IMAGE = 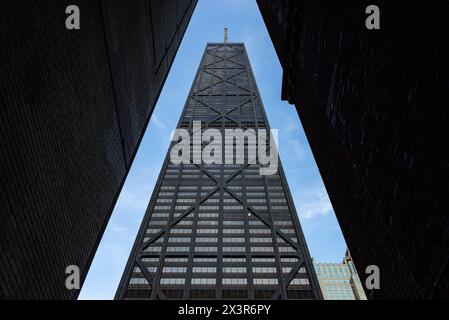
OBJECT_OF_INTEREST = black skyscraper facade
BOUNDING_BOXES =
[0,0,197,299]
[116,43,322,300]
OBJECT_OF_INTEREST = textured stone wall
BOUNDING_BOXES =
[258,0,449,299]
[0,0,197,299]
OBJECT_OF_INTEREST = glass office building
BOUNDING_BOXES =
[314,250,367,300]
[115,42,322,300]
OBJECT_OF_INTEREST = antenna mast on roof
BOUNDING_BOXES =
[224,26,228,44]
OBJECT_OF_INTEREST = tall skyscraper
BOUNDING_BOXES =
[257,0,449,299]
[115,42,322,300]
[0,1,197,299]
[314,250,367,300]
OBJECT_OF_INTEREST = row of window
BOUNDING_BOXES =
[130,278,287,286]
[150,221,291,228]
[140,257,300,264]
[152,205,290,212]
[160,184,283,189]
[145,228,297,238]
[151,220,274,228]
[145,245,296,254]
[146,227,296,235]
[134,267,307,276]
[158,185,285,191]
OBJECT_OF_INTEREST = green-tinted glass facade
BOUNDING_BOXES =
[314,250,367,300]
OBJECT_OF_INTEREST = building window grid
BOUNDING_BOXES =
[120,45,318,300]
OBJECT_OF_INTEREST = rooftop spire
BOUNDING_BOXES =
[224,26,228,44]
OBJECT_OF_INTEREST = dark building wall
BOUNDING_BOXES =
[0,0,197,299]
[257,0,449,299]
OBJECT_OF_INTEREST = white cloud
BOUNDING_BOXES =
[110,223,126,233]
[116,189,149,212]
[150,114,168,131]
[115,164,161,213]
[104,243,128,265]
[285,118,299,135]
[295,185,334,220]
[287,139,306,160]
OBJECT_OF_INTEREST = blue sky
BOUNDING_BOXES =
[79,0,347,300]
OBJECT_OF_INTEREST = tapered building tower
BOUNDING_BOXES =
[115,42,322,300]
